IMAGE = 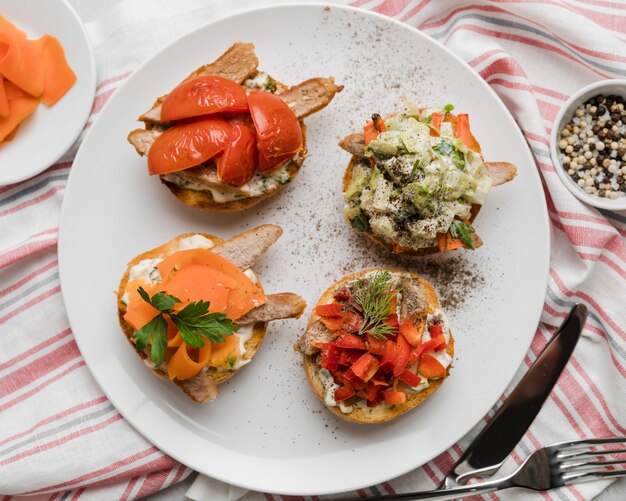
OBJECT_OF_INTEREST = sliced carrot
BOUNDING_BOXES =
[0,81,38,142]
[37,35,76,106]
[162,265,234,315]
[209,334,240,368]
[455,113,472,148]
[167,342,212,380]
[363,121,378,145]
[122,281,160,330]
[445,238,465,250]
[0,74,8,117]
[430,112,442,137]
[0,17,44,97]
[157,249,266,320]
[418,353,447,379]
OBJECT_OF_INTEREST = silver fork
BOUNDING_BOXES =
[349,437,626,501]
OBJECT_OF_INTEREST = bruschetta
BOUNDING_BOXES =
[340,106,517,255]
[295,268,453,424]
[128,42,342,212]
[117,225,306,402]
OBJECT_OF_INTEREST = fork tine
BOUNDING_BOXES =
[560,459,626,471]
[564,468,626,484]
[555,437,626,455]
[558,448,626,460]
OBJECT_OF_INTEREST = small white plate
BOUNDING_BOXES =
[59,4,549,495]
[550,79,626,211]
[0,0,96,185]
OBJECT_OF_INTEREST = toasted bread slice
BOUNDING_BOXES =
[117,226,306,403]
[340,112,516,256]
[296,268,454,424]
[127,42,342,212]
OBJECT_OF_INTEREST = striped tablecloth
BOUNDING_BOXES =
[1,0,625,499]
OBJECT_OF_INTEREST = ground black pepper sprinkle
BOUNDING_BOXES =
[557,94,626,199]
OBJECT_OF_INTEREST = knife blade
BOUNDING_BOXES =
[442,303,587,488]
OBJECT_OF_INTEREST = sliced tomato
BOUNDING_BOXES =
[379,340,396,372]
[418,354,447,379]
[392,333,411,377]
[365,334,387,356]
[351,353,379,382]
[248,91,302,172]
[216,124,257,187]
[147,117,231,175]
[333,286,352,301]
[383,389,407,405]
[399,318,425,347]
[334,332,367,350]
[316,303,343,317]
[342,369,366,390]
[342,310,363,333]
[334,384,355,402]
[160,75,248,121]
[398,369,421,387]
[321,343,340,371]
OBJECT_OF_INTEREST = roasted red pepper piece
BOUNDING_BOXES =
[316,303,343,317]
[334,332,367,350]
[393,333,412,377]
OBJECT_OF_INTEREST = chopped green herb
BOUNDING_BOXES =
[433,140,465,168]
[132,288,238,366]
[450,220,476,249]
[423,114,433,124]
[443,103,455,113]
[264,77,277,93]
[350,213,369,232]
[351,271,399,340]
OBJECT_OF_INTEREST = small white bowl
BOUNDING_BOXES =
[550,79,626,211]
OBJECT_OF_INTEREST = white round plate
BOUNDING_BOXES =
[59,4,549,495]
[0,0,96,185]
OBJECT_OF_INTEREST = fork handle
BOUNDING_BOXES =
[340,477,514,501]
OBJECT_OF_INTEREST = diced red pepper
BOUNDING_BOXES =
[320,317,343,331]
[366,334,388,355]
[367,395,383,407]
[429,324,443,337]
[399,318,425,347]
[383,389,407,405]
[430,112,442,136]
[384,313,400,330]
[365,381,382,401]
[398,369,422,387]
[343,369,366,390]
[333,286,352,301]
[316,303,343,317]
[379,340,396,372]
[342,310,363,333]
[351,353,379,382]
[334,332,367,350]
[393,333,412,377]
[418,354,447,379]
[321,344,340,371]
[334,384,355,402]
[338,349,362,367]
[421,334,446,353]
[408,343,426,365]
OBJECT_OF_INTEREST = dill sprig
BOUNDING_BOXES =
[352,271,399,340]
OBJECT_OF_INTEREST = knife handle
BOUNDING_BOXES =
[443,304,587,486]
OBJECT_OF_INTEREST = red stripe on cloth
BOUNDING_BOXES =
[90,88,116,116]
[26,447,161,494]
[0,396,107,448]
[96,71,131,91]
[0,340,80,397]
[0,258,58,298]
[0,185,64,218]
[120,477,139,501]
[444,23,610,78]
[135,469,169,499]
[569,357,626,433]
[579,252,626,281]
[0,413,123,467]
[522,129,550,147]
[350,0,371,7]
[0,360,85,413]
[431,450,456,478]
[0,328,71,372]
[421,463,440,485]
[0,237,57,270]
[372,0,410,16]
[263,493,276,500]
[468,48,505,68]
[69,488,85,501]
[170,464,187,485]
[382,482,396,495]
[400,0,431,21]
[549,392,587,439]
[0,284,61,325]
[479,57,527,80]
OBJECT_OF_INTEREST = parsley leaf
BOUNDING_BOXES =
[450,220,476,249]
[443,103,454,113]
[351,271,399,340]
[172,300,239,347]
[422,114,433,124]
[132,314,168,366]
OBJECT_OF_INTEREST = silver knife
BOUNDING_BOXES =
[441,303,588,488]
